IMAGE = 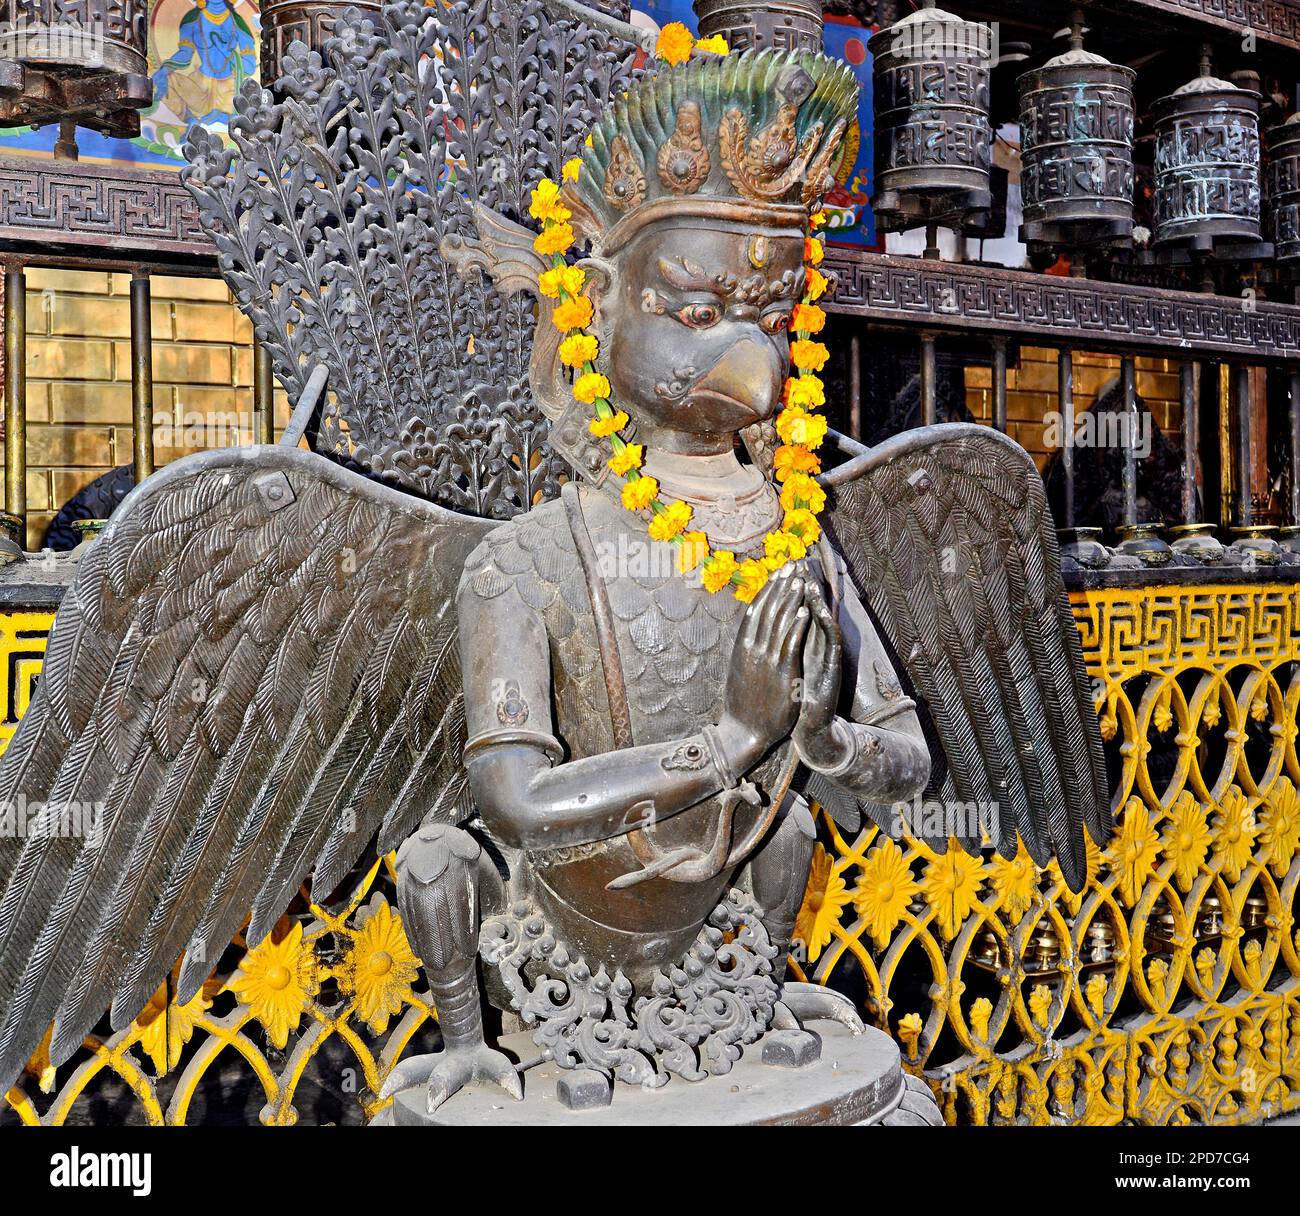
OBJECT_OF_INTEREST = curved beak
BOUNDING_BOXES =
[689,337,784,423]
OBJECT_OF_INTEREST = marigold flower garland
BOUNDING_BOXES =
[528,25,831,604]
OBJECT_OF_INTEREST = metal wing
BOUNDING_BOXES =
[180,0,640,515]
[0,446,495,1088]
[820,424,1110,891]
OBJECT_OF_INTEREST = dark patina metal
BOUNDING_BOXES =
[1017,21,1135,254]
[258,0,381,87]
[0,0,149,135]
[869,0,993,235]
[1152,62,1264,253]
[693,0,823,53]
[1268,114,1300,262]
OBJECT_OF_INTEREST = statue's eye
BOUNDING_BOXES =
[676,302,722,329]
[761,311,792,335]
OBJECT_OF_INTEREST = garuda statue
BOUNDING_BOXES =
[0,0,1109,1125]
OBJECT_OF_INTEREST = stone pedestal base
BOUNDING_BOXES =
[380,1021,943,1127]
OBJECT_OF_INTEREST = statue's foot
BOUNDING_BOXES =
[378,1046,524,1112]
[774,982,865,1035]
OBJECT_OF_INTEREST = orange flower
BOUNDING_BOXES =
[734,558,769,604]
[677,531,709,573]
[608,443,643,475]
[574,372,611,405]
[790,339,829,373]
[792,303,826,335]
[803,236,824,266]
[783,374,825,411]
[534,222,575,256]
[656,21,694,65]
[776,405,828,449]
[538,264,585,299]
[773,444,822,482]
[529,178,570,224]
[622,475,659,511]
[551,294,594,332]
[784,508,822,546]
[779,471,826,514]
[702,550,738,594]
[559,333,598,367]
[588,407,627,437]
[804,266,829,302]
[648,499,693,541]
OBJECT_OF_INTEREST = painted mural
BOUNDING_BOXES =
[0,0,875,247]
[0,0,260,166]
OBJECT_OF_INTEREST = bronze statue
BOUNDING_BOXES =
[0,0,1108,1124]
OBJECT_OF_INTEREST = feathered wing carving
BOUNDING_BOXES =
[0,446,495,1089]
[821,424,1111,892]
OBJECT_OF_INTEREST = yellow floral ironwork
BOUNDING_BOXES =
[4,580,1300,1125]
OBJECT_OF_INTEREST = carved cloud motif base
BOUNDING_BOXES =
[383,1022,943,1126]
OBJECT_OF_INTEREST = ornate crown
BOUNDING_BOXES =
[566,48,858,251]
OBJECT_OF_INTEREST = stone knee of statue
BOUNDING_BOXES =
[380,820,523,1112]
[748,799,864,1036]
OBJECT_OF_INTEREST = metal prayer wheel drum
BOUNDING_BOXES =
[0,0,149,132]
[1152,72,1264,253]
[870,2,993,235]
[1267,114,1300,262]
[1018,45,1136,253]
[693,0,822,53]
[259,0,382,86]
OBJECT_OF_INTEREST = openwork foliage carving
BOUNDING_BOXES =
[181,0,640,517]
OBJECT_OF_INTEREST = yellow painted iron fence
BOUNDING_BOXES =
[2,580,1298,1125]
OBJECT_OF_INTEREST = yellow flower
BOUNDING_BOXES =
[1260,777,1300,878]
[588,407,627,437]
[790,339,829,373]
[764,528,807,567]
[896,1011,924,1059]
[783,508,821,546]
[648,499,693,541]
[551,294,594,332]
[853,838,919,946]
[792,303,826,335]
[784,374,826,411]
[775,405,828,450]
[734,558,769,604]
[538,264,586,299]
[804,236,824,266]
[1161,791,1212,891]
[809,210,827,230]
[528,177,571,224]
[574,371,611,405]
[702,549,738,593]
[677,531,709,573]
[608,442,643,475]
[562,157,583,183]
[773,444,821,482]
[621,475,659,511]
[229,920,320,1050]
[694,33,730,55]
[779,470,826,514]
[655,21,694,65]
[344,895,421,1035]
[1211,787,1258,883]
[559,333,598,367]
[804,265,829,301]
[135,970,213,1075]
[987,843,1038,924]
[920,845,984,939]
[1104,798,1161,906]
[534,222,575,256]
[794,843,851,964]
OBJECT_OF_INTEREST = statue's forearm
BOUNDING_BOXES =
[806,716,930,807]
[466,720,760,851]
